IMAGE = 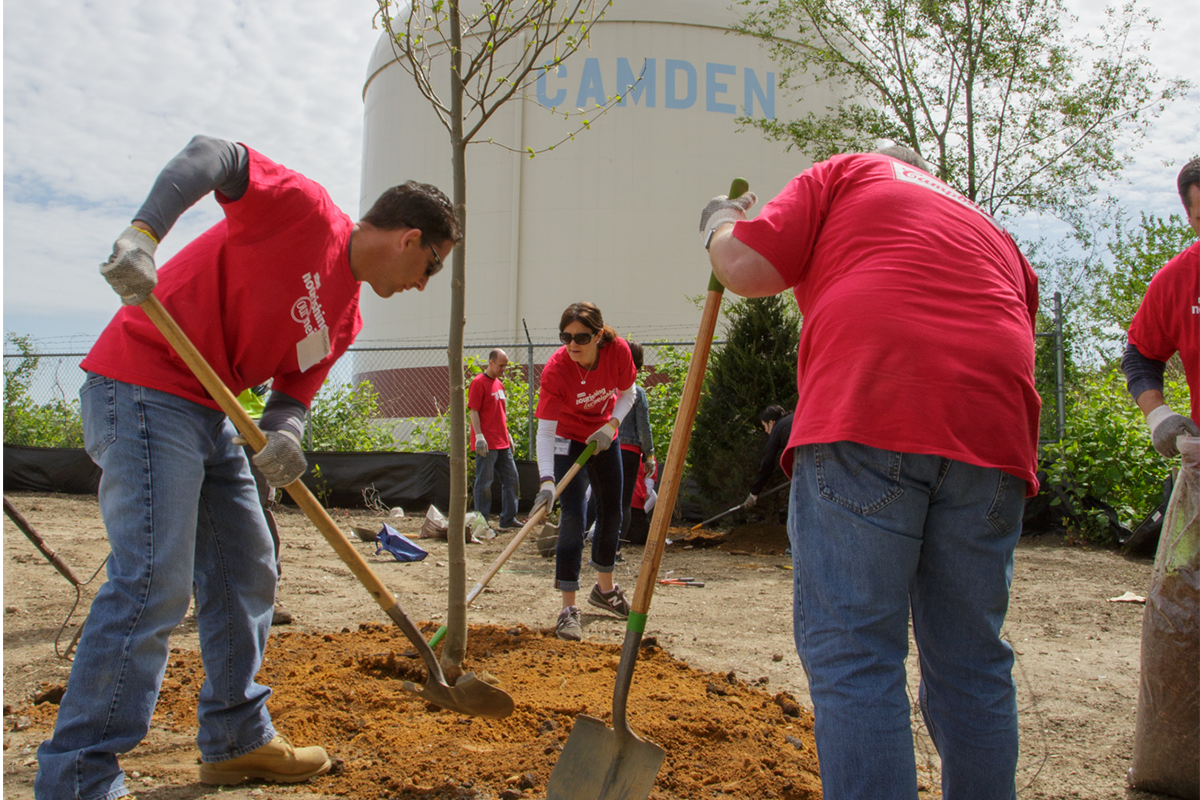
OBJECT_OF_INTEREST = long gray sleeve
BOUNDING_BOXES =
[134,135,250,238]
[1121,342,1166,402]
[260,390,307,442]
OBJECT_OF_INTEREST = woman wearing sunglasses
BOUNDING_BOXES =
[533,302,637,641]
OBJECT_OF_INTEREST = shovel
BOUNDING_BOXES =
[139,296,514,720]
[689,481,788,530]
[546,178,750,800]
[428,441,597,647]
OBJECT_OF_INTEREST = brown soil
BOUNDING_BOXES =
[2,492,1178,799]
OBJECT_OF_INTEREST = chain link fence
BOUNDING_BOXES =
[2,337,702,457]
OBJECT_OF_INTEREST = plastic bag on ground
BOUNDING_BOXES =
[1128,435,1199,799]
[419,505,449,539]
[374,523,428,562]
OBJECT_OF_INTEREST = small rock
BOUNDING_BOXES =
[538,719,558,733]
[518,772,537,790]
[772,653,784,662]
[34,685,66,705]
[785,734,805,750]
[11,717,33,732]
[499,791,522,800]
[5,606,19,614]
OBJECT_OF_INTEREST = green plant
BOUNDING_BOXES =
[1043,368,1190,543]
[306,379,397,451]
[310,463,332,507]
[687,296,801,517]
[643,342,692,465]
[3,333,84,448]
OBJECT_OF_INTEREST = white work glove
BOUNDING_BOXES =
[743,492,758,509]
[100,225,159,305]
[643,478,658,513]
[698,192,757,246]
[586,420,619,453]
[475,434,489,458]
[531,480,556,515]
[1146,405,1200,458]
[234,430,307,487]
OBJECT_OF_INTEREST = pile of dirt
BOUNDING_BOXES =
[27,623,821,800]
[676,524,790,556]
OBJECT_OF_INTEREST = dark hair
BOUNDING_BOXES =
[628,341,644,370]
[361,181,461,245]
[1178,157,1200,210]
[759,404,786,423]
[876,145,932,174]
[559,302,617,348]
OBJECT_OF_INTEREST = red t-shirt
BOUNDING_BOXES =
[468,372,512,450]
[1127,240,1200,422]
[733,153,1042,495]
[82,148,362,409]
[536,337,635,443]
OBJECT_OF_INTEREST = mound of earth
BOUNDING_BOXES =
[22,623,820,800]
[676,524,790,556]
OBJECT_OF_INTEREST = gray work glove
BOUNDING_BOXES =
[235,430,307,487]
[698,192,757,245]
[100,225,159,305]
[586,420,619,453]
[531,480,556,515]
[1146,405,1200,458]
[743,492,758,509]
[475,434,489,459]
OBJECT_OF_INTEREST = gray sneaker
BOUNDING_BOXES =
[587,583,631,619]
[555,606,582,641]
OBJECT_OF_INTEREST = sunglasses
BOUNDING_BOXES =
[559,331,597,345]
[423,240,444,279]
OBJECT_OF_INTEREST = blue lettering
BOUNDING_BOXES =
[576,57,606,108]
[744,68,775,119]
[616,57,655,107]
[665,59,696,109]
[706,63,737,114]
[537,62,566,107]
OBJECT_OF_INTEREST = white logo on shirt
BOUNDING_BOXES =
[575,387,611,410]
[891,162,1004,233]
[291,272,329,335]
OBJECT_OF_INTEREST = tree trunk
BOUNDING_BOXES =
[442,0,469,674]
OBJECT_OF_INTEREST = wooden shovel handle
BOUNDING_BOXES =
[629,178,748,615]
[141,296,401,613]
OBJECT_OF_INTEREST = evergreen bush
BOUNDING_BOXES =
[687,296,800,519]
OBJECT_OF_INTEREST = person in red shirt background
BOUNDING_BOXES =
[532,302,637,641]
[469,348,522,531]
[1123,157,1200,456]
[701,146,1040,800]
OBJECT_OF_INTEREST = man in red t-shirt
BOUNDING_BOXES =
[469,349,521,530]
[36,136,459,800]
[1123,157,1200,457]
[701,147,1039,800]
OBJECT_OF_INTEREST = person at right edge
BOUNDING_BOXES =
[744,404,792,511]
[1122,157,1200,457]
[701,146,1041,800]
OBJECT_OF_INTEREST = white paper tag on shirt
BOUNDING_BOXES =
[554,436,570,455]
[296,327,332,373]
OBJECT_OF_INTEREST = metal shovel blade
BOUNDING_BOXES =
[384,603,515,719]
[546,715,665,800]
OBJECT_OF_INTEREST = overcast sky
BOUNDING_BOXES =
[3,0,1197,348]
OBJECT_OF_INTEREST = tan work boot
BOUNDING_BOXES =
[198,734,331,785]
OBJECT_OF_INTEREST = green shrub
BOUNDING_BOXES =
[306,379,398,451]
[687,296,801,517]
[643,342,692,465]
[1043,367,1190,542]
[3,333,84,448]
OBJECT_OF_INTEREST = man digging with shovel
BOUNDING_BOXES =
[35,135,459,800]
[702,146,1040,800]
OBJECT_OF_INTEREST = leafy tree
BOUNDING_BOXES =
[1083,212,1196,363]
[688,296,800,519]
[3,333,84,448]
[373,0,623,671]
[643,342,693,468]
[733,0,1188,231]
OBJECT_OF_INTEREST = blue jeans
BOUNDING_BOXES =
[788,442,1024,800]
[36,376,279,800]
[554,439,622,591]
[473,446,520,528]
